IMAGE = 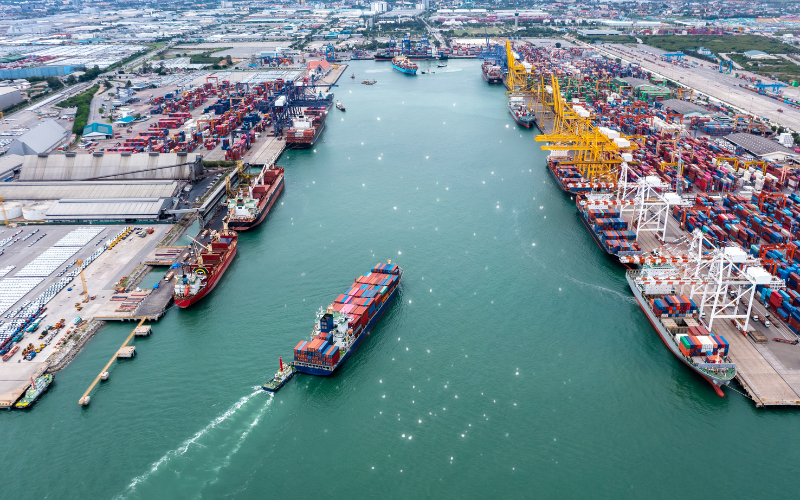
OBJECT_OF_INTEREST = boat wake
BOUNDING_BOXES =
[114,389,271,499]
[566,276,637,304]
[364,69,389,73]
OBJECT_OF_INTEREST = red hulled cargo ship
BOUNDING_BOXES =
[174,225,238,308]
[227,165,285,231]
[293,261,402,376]
[286,107,328,149]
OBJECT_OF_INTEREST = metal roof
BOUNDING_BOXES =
[20,152,203,181]
[0,180,178,200]
[6,120,69,156]
[45,198,172,220]
[725,133,796,157]
[0,154,23,178]
[659,99,711,116]
[622,77,657,88]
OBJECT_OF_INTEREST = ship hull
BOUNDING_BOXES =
[547,160,581,195]
[294,283,399,376]
[174,243,237,308]
[578,209,635,270]
[510,113,534,128]
[626,272,730,397]
[392,64,417,75]
[483,70,503,84]
[287,121,325,149]
[15,375,53,409]
[228,176,284,231]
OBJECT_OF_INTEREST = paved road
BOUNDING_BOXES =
[568,37,800,132]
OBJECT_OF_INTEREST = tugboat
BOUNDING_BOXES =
[437,62,447,68]
[336,101,346,111]
[14,374,53,409]
[262,357,296,392]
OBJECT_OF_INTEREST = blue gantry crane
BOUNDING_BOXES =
[256,82,336,137]
[719,60,733,73]
[325,44,336,62]
[754,82,787,94]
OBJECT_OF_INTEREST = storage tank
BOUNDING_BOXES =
[1,201,23,220]
[23,203,52,221]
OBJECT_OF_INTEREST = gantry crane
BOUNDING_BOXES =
[75,260,89,307]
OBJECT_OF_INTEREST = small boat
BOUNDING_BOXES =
[350,72,355,79]
[14,374,53,409]
[437,63,447,68]
[262,357,296,392]
[336,101,346,111]
[362,80,377,85]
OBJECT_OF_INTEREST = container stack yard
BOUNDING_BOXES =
[490,38,800,407]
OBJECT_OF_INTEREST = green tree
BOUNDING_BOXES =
[125,80,132,87]
[225,54,233,65]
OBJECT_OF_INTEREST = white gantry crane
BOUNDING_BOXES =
[629,229,784,333]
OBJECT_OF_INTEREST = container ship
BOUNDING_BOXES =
[286,109,327,149]
[227,165,284,231]
[626,270,735,396]
[174,225,237,308]
[14,373,53,409]
[293,261,402,376]
[577,195,642,265]
[508,97,535,128]
[482,61,503,83]
[392,55,418,75]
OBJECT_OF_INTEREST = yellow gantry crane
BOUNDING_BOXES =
[76,260,89,304]
[534,75,637,182]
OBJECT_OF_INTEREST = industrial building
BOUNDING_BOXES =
[659,99,714,118]
[0,86,23,110]
[82,123,114,140]
[724,133,798,162]
[6,120,69,156]
[19,152,204,181]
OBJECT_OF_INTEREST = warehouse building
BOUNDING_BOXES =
[20,152,204,181]
[0,86,23,110]
[6,120,69,156]
[659,99,713,118]
[45,198,174,222]
[725,133,798,162]
[82,123,113,139]
[0,180,178,201]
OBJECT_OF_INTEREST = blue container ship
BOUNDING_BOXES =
[293,262,402,376]
[392,55,418,75]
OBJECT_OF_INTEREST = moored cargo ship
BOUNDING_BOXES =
[577,194,642,266]
[286,111,326,149]
[14,373,53,409]
[293,262,402,376]
[626,270,735,396]
[392,55,418,75]
[508,97,535,128]
[227,165,284,231]
[174,225,237,308]
[482,61,503,83]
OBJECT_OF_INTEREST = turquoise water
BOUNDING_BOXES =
[2,60,798,499]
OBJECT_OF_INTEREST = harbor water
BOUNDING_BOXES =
[3,60,799,499]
